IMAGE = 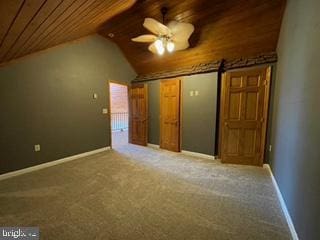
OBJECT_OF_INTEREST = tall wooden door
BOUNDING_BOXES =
[160,79,181,152]
[220,66,271,166]
[129,84,148,146]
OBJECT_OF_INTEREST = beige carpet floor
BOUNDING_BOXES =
[0,141,291,239]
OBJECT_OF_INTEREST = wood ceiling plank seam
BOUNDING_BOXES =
[27,0,92,54]
[2,0,49,62]
[9,0,64,60]
[98,3,158,34]
[44,0,109,48]
[57,1,134,47]
[22,0,86,56]
[86,0,129,25]
[95,0,137,25]
[0,0,26,48]
[69,0,128,36]
[0,1,25,45]
[0,33,94,67]
[16,0,79,58]
[45,1,110,45]
[0,0,48,60]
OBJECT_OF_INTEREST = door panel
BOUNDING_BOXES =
[226,128,240,155]
[129,84,148,146]
[160,79,181,152]
[228,92,242,120]
[245,92,259,120]
[220,67,271,166]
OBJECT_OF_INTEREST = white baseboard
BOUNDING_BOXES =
[147,143,216,160]
[0,147,111,181]
[264,164,299,240]
[181,150,216,160]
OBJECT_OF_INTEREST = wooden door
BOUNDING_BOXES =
[220,66,271,166]
[160,79,181,152]
[129,84,148,146]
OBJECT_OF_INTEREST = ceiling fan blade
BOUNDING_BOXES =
[131,34,157,42]
[143,18,170,36]
[148,42,158,54]
[168,21,194,42]
[173,40,190,51]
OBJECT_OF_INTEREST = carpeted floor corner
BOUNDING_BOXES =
[0,139,291,239]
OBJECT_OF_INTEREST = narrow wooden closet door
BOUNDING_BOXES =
[160,79,181,152]
[129,84,148,146]
[220,67,271,166]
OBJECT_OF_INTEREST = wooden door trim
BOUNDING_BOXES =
[107,80,112,149]
[218,73,227,158]
[159,78,182,152]
[261,67,272,163]
[145,84,149,146]
[218,66,272,166]
[179,79,183,152]
[109,80,129,86]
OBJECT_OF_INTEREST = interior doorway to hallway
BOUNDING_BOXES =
[109,81,129,148]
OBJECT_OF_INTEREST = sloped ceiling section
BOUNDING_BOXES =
[99,0,286,75]
[0,0,135,64]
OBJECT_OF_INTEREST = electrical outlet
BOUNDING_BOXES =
[269,145,272,152]
[102,108,108,114]
[34,144,41,152]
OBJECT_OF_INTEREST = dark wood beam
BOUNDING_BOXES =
[223,52,277,70]
[133,52,277,82]
[134,60,222,82]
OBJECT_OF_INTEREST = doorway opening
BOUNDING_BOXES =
[109,81,129,148]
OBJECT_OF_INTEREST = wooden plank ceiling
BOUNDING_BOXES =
[99,0,286,75]
[0,0,286,75]
[0,0,135,64]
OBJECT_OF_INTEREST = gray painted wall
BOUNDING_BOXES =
[148,81,160,145]
[147,72,218,155]
[0,35,136,174]
[269,0,320,239]
[182,73,217,155]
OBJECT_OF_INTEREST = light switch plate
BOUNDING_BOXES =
[34,144,41,152]
[93,93,98,99]
[195,90,199,96]
[102,108,108,114]
[190,91,194,97]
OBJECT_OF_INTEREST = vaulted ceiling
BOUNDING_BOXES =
[0,0,135,64]
[0,0,286,75]
[99,0,286,75]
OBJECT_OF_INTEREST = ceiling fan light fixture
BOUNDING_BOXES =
[158,45,165,55]
[155,39,163,49]
[155,38,165,55]
[166,41,175,52]
[131,8,194,55]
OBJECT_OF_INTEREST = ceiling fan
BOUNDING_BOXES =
[131,7,194,55]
